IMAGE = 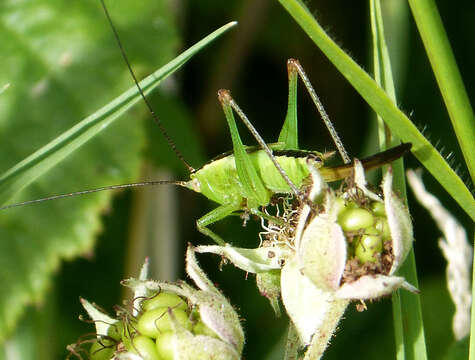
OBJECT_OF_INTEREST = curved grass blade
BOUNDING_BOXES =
[407,0,475,183]
[277,0,475,221]
[0,15,236,343]
[0,21,237,206]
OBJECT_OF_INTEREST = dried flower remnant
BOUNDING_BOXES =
[280,161,416,359]
[407,169,472,341]
[67,247,244,360]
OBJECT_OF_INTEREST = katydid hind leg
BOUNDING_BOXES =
[196,203,242,246]
[278,59,299,150]
[218,90,303,201]
[217,90,269,206]
[288,59,351,164]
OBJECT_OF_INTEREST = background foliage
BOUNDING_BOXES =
[0,0,473,359]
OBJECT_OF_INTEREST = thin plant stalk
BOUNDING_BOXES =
[406,1,475,357]
[371,1,427,359]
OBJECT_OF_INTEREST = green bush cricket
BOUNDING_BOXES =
[0,1,411,247]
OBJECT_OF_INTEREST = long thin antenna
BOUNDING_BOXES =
[0,180,187,211]
[100,0,195,173]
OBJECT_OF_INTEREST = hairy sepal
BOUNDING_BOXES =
[281,257,348,351]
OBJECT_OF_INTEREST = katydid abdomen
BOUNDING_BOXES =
[187,143,410,213]
[187,151,316,208]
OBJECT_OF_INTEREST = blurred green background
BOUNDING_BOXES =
[0,0,473,359]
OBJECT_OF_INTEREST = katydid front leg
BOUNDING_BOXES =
[196,203,242,246]
[196,204,286,246]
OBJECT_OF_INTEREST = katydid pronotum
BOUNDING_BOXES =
[0,1,411,247]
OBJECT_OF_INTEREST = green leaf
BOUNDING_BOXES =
[277,0,475,221]
[0,0,235,341]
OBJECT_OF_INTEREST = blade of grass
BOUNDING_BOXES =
[277,0,475,221]
[0,21,237,206]
[407,0,475,182]
[371,1,428,359]
[405,2,475,358]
